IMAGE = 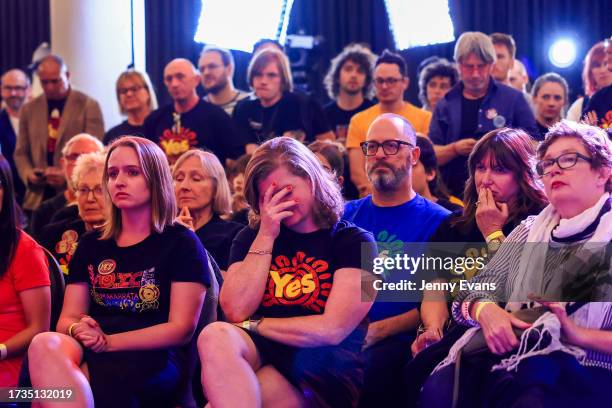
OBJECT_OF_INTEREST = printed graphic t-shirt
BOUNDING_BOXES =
[67,224,211,337]
[144,99,245,164]
[343,195,451,322]
[228,221,377,347]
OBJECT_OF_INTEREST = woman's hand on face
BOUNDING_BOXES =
[177,206,195,231]
[475,188,509,238]
[258,184,296,240]
[476,302,531,355]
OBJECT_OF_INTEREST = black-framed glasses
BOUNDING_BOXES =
[360,140,413,156]
[535,152,592,176]
[374,77,403,86]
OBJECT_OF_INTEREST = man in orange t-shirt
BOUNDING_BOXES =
[346,50,431,197]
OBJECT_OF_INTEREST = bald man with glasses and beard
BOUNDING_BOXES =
[343,113,450,407]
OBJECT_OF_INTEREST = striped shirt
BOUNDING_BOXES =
[452,216,612,371]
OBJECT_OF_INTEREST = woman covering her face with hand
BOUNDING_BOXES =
[198,137,377,408]
[28,137,210,407]
[422,121,612,407]
[399,128,548,406]
[173,149,244,272]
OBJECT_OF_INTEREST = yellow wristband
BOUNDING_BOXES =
[474,301,494,322]
[485,230,505,243]
[68,322,78,337]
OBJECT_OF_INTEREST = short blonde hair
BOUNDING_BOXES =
[101,137,176,240]
[71,151,106,187]
[172,149,232,216]
[244,137,343,229]
[247,48,293,92]
[115,69,158,115]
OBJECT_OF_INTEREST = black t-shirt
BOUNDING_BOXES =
[228,221,376,348]
[536,121,550,140]
[144,99,245,164]
[49,204,79,225]
[435,198,463,214]
[441,96,484,198]
[39,217,87,275]
[584,84,612,130]
[195,215,244,270]
[323,99,375,136]
[233,91,331,144]
[29,194,67,240]
[67,224,211,337]
[104,120,146,145]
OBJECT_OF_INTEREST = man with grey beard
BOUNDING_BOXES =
[343,113,450,407]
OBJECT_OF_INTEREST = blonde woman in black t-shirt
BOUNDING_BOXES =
[28,137,210,407]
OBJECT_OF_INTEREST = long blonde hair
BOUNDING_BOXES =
[101,137,176,239]
[244,137,344,229]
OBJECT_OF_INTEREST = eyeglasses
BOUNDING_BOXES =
[535,152,592,176]
[374,77,403,86]
[360,140,413,156]
[118,85,144,95]
[76,185,104,197]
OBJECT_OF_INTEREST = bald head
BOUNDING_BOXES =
[163,58,200,103]
[1,69,30,113]
[367,113,417,145]
[365,113,419,195]
[38,55,70,100]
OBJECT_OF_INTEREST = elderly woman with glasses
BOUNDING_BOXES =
[421,120,612,407]
[39,152,107,274]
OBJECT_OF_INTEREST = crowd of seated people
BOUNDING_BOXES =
[0,29,610,407]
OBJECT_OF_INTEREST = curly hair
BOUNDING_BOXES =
[418,59,459,108]
[324,43,377,100]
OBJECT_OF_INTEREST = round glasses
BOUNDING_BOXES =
[535,152,592,176]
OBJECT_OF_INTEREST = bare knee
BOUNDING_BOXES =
[198,322,242,363]
[28,332,80,373]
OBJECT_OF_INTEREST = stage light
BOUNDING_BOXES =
[384,0,455,49]
[548,39,577,68]
[194,0,294,53]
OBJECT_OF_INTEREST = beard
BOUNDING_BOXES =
[204,77,228,95]
[367,161,409,192]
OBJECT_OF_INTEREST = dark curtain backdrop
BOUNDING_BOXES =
[146,0,611,107]
[0,0,50,78]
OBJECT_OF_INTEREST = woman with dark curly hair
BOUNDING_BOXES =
[418,58,459,112]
